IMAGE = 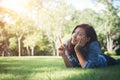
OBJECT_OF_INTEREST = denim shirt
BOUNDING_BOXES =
[65,41,108,68]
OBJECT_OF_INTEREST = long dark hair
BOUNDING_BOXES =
[67,24,98,55]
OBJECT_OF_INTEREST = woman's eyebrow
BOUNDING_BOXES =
[77,31,81,33]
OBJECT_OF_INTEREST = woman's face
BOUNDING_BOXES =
[71,27,86,45]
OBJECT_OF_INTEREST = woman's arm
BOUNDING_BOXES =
[75,41,106,68]
[61,53,72,67]
[75,49,86,68]
[83,41,107,68]
[58,45,78,67]
[57,40,72,67]
[74,37,88,68]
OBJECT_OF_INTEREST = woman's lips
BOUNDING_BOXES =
[72,39,76,43]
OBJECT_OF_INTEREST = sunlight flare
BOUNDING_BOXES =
[0,0,29,14]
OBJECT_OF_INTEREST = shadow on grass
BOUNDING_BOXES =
[0,57,65,80]
[63,65,120,80]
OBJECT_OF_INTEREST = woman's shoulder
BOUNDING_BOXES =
[88,41,100,50]
[89,41,99,46]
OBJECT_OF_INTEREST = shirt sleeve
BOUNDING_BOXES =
[67,55,80,67]
[83,41,101,68]
[65,50,80,67]
[64,41,80,67]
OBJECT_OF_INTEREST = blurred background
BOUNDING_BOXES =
[0,0,120,56]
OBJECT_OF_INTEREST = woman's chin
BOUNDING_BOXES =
[71,41,77,45]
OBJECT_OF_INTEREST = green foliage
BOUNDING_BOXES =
[0,36,3,42]
[104,51,117,55]
[8,37,17,50]
[1,0,120,56]
[97,0,120,52]
[37,32,53,56]
[98,33,107,52]
[23,32,39,49]
[63,8,104,42]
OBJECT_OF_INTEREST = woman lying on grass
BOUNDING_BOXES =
[57,24,120,68]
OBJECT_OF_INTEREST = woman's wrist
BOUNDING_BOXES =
[75,48,82,54]
[60,52,65,56]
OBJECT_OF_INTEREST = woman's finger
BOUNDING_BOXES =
[79,37,87,47]
[58,36,66,49]
[78,37,82,45]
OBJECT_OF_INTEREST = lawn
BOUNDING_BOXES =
[0,56,120,80]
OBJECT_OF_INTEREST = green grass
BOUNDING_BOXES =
[0,56,120,80]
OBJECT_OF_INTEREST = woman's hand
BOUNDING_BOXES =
[74,37,89,53]
[57,44,66,56]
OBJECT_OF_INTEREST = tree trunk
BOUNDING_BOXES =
[31,47,34,56]
[52,41,57,56]
[2,51,4,56]
[18,37,22,56]
[26,45,31,56]
[17,33,24,56]
[18,37,21,56]
[107,34,113,52]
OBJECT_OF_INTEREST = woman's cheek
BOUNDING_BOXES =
[76,36,80,43]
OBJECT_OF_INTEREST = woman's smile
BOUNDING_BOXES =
[71,38,77,43]
[71,27,86,45]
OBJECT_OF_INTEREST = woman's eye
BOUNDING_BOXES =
[78,33,85,36]
[78,33,82,36]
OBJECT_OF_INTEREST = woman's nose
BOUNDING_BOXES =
[72,33,77,38]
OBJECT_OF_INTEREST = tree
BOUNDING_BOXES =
[0,7,20,56]
[31,0,72,56]
[63,8,101,41]
[8,37,18,56]
[97,0,120,53]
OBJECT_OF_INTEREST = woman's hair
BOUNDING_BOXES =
[67,24,98,55]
